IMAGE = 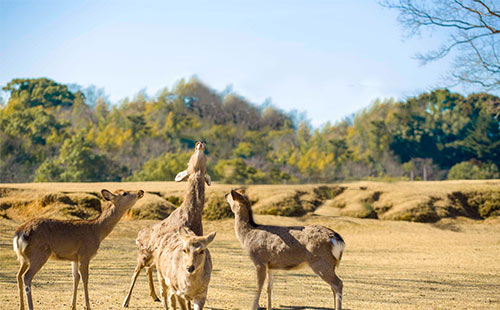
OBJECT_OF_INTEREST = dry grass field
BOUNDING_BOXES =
[1,181,500,309]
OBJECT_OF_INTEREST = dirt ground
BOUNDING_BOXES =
[1,214,499,310]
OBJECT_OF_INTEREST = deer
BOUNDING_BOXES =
[225,189,345,310]
[13,189,144,310]
[155,227,216,310]
[123,141,209,308]
[175,140,211,186]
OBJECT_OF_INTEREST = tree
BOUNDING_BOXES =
[447,160,499,179]
[383,0,500,90]
[2,78,77,110]
[34,135,122,182]
[128,152,191,181]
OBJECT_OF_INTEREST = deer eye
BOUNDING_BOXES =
[122,192,128,196]
[183,248,188,253]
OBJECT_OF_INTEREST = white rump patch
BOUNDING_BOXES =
[13,235,18,253]
[330,238,345,261]
[13,235,28,255]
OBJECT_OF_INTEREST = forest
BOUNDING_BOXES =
[0,77,499,183]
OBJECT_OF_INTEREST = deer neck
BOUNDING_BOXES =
[94,202,128,242]
[234,211,253,244]
[181,172,205,234]
[188,151,206,175]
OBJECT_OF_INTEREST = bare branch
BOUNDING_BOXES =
[382,0,500,90]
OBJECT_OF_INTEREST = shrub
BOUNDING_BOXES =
[448,161,499,180]
[129,152,191,181]
[466,191,500,218]
[203,193,234,220]
[128,195,177,220]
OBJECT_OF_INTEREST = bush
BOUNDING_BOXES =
[466,191,500,218]
[128,152,192,181]
[448,161,499,180]
[128,194,177,220]
[203,193,234,220]
[214,158,268,184]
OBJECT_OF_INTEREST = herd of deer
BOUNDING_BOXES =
[13,141,345,310]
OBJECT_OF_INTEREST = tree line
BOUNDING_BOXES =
[1,77,499,183]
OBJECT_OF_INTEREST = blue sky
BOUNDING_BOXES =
[0,0,486,126]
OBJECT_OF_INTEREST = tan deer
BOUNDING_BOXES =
[13,189,144,310]
[155,227,216,310]
[226,190,345,310]
[123,141,209,307]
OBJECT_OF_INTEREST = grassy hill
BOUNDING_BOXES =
[1,180,499,222]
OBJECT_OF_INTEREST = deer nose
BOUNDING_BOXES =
[138,190,144,198]
[187,266,195,273]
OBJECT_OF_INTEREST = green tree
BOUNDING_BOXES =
[35,135,121,182]
[447,161,499,180]
[129,152,191,181]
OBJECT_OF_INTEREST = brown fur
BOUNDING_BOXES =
[13,189,144,310]
[123,142,208,308]
[226,190,345,310]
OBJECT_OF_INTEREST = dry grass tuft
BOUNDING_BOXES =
[203,192,234,220]
[125,193,177,220]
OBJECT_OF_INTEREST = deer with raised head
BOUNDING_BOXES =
[123,141,209,308]
[226,189,345,310]
[155,227,216,310]
[13,189,144,310]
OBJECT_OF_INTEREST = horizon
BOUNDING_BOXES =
[1,0,499,127]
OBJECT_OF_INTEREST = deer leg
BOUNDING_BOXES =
[177,296,188,310]
[122,263,144,307]
[23,253,49,310]
[146,266,160,302]
[157,271,169,310]
[308,260,343,310]
[266,268,273,310]
[193,297,205,310]
[78,260,91,310]
[17,259,29,310]
[71,261,80,310]
[168,289,176,310]
[252,264,267,310]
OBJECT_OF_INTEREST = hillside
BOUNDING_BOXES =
[1,78,499,184]
[1,180,498,223]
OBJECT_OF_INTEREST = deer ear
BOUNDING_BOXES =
[101,189,114,201]
[175,170,188,182]
[230,189,244,201]
[178,227,190,241]
[204,232,216,245]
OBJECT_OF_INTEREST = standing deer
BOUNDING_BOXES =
[226,189,345,310]
[155,227,216,310]
[13,189,144,310]
[123,141,209,307]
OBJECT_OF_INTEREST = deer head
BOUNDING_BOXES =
[178,227,216,275]
[101,189,144,210]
